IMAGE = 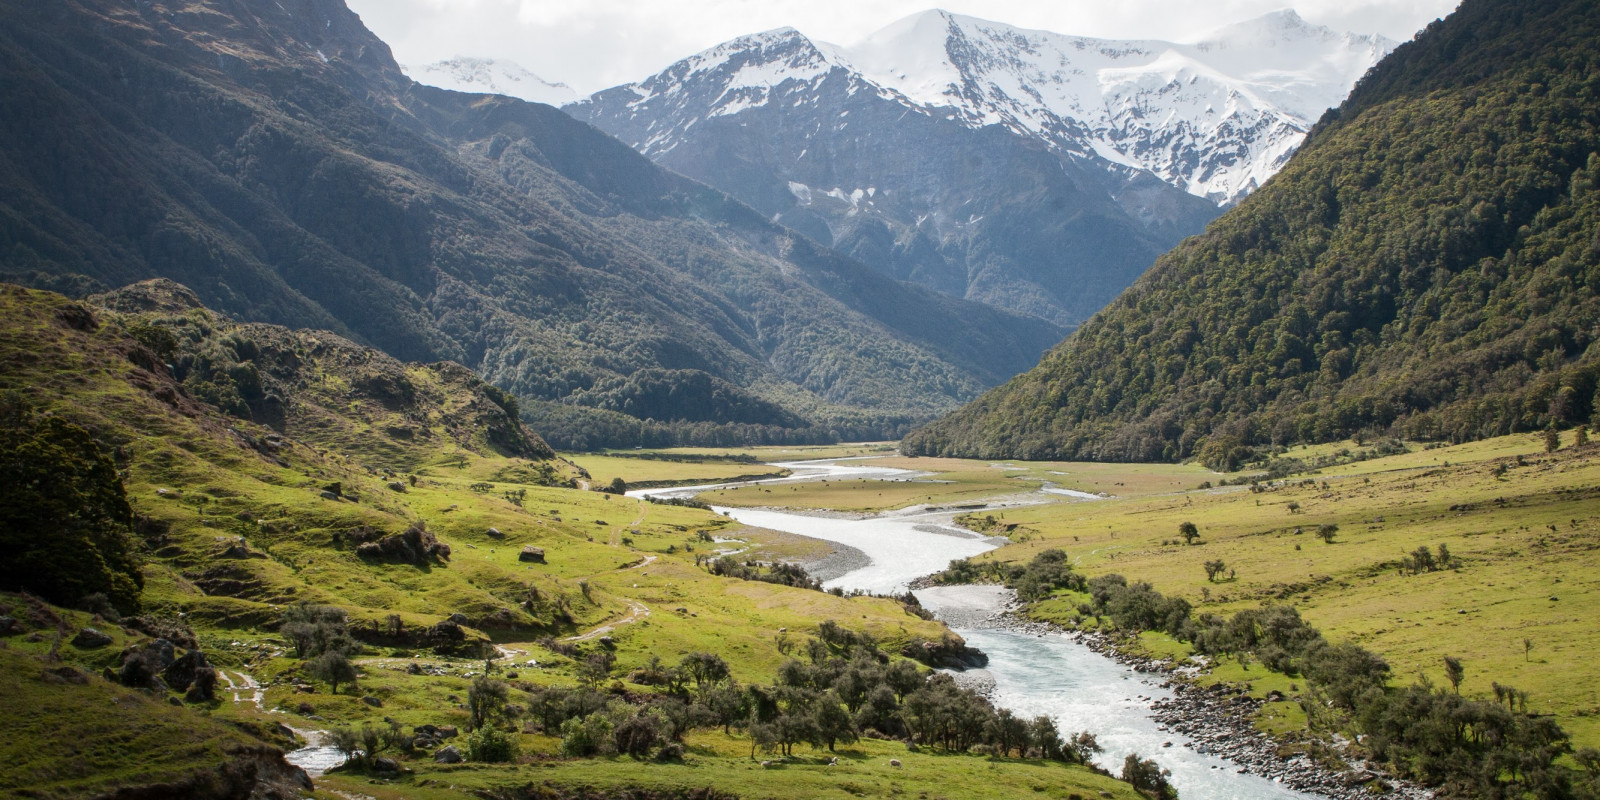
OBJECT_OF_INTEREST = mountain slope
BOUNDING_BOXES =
[568,11,1390,326]
[902,0,1600,462]
[0,0,1062,448]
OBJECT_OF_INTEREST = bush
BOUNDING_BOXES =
[467,725,518,763]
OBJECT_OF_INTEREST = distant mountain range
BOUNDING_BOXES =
[0,0,1063,449]
[568,10,1393,326]
[903,0,1600,461]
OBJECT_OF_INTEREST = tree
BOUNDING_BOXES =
[0,395,143,613]
[1444,656,1464,694]
[1545,426,1561,453]
[468,675,508,729]
[1316,524,1338,544]
[1204,559,1228,582]
[607,477,628,495]
[309,650,357,694]
[680,652,731,697]
[577,651,614,690]
[1577,426,1590,447]
[811,693,858,752]
[1178,521,1200,544]
[1122,754,1175,800]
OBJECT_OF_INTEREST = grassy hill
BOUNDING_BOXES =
[0,283,1129,799]
[903,0,1600,462]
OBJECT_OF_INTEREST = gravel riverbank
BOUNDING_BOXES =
[943,594,1432,800]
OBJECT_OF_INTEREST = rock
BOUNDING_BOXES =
[486,527,504,538]
[387,481,407,493]
[406,662,423,675]
[0,616,23,636]
[161,650,210,691]
[362,695,383,707]
[518,546,545,563]
[434,745,462,763]
[760,760,772,769]
[889,758,902,768]
[71,627,114,648]
[372,757,400,773]
[438,725,458,739]
[219,542,266,559]
[319,490,340,501]
[446,613,470,626]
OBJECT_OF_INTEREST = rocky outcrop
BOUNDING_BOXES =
[352,524,451,566]
[86,744,311,800]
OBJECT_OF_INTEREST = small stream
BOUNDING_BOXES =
[640,458,1326,800]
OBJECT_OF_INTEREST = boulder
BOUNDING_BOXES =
[434,745,462,763]
[71,627,114,649]
[0,616,23,636]
[438,725,458,739]
[518,546,545,563]
[486,527,504,539]
[361,695,383,707]
[161,650,210,691]
[372,757,400,773]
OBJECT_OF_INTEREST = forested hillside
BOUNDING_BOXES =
[904,0,1600,463]
[0,0,1062,450]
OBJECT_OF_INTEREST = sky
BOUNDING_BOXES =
[344,0,1462,96]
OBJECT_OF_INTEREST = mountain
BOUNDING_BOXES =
[901,0,1600,463]
[405,57,578,106]
[568,11,1391,326]
[0,0,1064,449]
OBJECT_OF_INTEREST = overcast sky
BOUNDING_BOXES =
[345,0,1462,96]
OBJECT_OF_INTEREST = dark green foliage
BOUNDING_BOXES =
[469,675,510,729]
[0,394,141,614]
[932,549,1086,601]
[467,725,520,763]
[706,557,821,591]
[308,650,356,695]
[1122,754,1176,800]
[904,0,1600,460]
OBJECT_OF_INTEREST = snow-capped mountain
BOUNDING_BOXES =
[406,57,577,106]
[845,9,1393,204]
[567,10,1391,325]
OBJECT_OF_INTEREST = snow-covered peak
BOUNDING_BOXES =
[836,9,1394,203]
[574,9,1392,205]
[405,57,577,106]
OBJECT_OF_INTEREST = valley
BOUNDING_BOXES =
[4,0,1600,798]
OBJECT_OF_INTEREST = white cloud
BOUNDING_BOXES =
[346,0,1460,96]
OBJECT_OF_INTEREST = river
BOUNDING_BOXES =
[640,458,1326,800]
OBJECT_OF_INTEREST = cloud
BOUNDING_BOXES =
[346,0,1459,95]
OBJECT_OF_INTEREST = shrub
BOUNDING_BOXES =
[467,725,518,763]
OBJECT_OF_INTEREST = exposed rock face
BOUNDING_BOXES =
[352,524,451,566]
[71,627,114,648]
[82,744,311,800]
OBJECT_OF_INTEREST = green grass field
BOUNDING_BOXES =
[939,434,1600,748]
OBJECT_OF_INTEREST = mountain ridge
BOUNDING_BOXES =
[0,0,1064,449]
[901,0,1600,463]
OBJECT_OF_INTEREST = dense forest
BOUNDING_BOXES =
[903,0,1600,463]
